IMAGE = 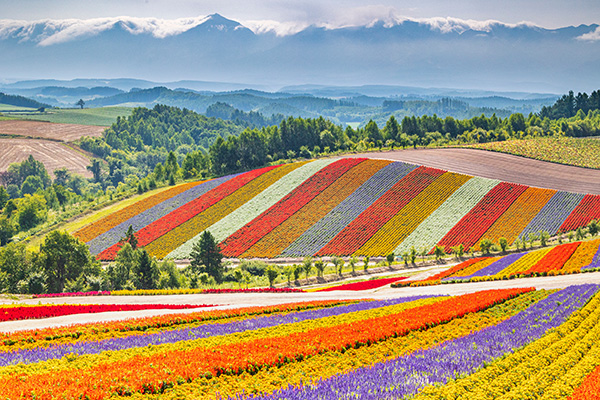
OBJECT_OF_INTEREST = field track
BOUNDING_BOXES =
[2,271,600,332]
[0,120,104,142]
[0,138,92,178]
[345,148,600,195]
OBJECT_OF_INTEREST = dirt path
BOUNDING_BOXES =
[344,148,600,195]
[3,272,600,333]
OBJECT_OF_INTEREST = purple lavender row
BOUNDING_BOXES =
[0,295,438,366]
[518,191,584,240]
[447,252,526,281]
[281,161,418,257]
[583,242,600,270]
[247,284,598,400]
[87,173,241,255]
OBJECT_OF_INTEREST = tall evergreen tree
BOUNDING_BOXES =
[190,231,224,283]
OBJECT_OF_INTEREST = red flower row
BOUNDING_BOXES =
[523,241,581,275]
[317,277,407,291]
[437,182,528,252]
[316,166,445,256]
[221,158,364,257]
[560,194,600,233]
[0,304,213,322]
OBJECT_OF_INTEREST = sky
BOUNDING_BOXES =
[1,0,598,30]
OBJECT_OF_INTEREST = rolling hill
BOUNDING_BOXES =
[72,157,600,261]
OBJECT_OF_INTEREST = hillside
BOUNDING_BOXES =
[72,157,600,261]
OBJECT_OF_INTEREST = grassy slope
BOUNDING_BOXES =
[465,137,600,169]
[0,104,37,111]
[19,107,133,126]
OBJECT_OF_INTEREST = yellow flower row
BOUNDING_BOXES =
[562,238,600,274]
[414,291,600,399]
[0,297,444,379]
[242,159,390,258]
[491,246,554,279]
[134,289,548,400]
[356,172,472,256]
[145,163,305,258]
[451,256,502,278]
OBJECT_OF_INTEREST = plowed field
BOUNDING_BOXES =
[0,120,104,142]
[345,148,600,195]
[0,138,92,178]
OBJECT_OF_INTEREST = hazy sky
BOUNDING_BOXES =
[1,0,598,29]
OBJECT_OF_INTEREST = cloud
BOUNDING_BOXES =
[0,15,211,46]
[577,26,600,41]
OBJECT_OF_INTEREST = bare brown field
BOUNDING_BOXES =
[345,148,600,195]
[0,120,104,142]
[0,138,92,178]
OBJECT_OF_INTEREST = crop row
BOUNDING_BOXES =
[357,171,472,256]
[281,161,416,257]
[221,158,365,257]
[241,159,386,258]
[316,166,445,256]
[561,194,600,232]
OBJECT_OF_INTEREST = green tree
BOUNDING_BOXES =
[540,231,550,247]
[349,256,358,274]
[20,175,44,195]
[265,265,279,287]
[107,243,137,290]
[190,230,224,283]
[133,249,158,289]
[331,256,344,276]
[37,230,98,293]
[451,244,464,260]
[410,247,417,264]
[124,225,138,250]
[283,265,294,286]
[302,257,313,283]
[0,215,16,246]
[434,245,445,262]
[17,193,47,231]
[588,220,599,236]
[498,237,508,253]
[479,238,493,254]
[363,256,370,272]
[0,186,8,210]
[365,120,383,143]
[87,159,104,185]
[386,252,395,266]
[233,269,243,288]
[0,243,30,293]
[384,115,400,141]
[76,99,85,109]
[576,227,586,241]
[314,259,325,277]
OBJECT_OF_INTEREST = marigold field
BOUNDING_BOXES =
[5,285,600,399]
[73,158,600,260]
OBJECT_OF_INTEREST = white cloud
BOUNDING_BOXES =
[0,15,211,46]
[577,26,600,41]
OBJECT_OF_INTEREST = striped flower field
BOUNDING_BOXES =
[5,285,600,399]
[73,158,600,260]
[398,238,600,287]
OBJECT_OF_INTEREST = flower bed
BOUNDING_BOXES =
[561,194,600,232]
[316,166,445,256]
[221,158,365,257]
[316,276,407,291]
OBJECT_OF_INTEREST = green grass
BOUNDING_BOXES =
[465,136,600,169]
[20,106,133,126]
[0,103,38,111]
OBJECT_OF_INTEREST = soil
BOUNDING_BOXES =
[0,120,104,142]
[344,148,600,195]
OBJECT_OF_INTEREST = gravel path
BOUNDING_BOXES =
[344,148,600,195]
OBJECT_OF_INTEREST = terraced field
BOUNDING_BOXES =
[73,157,600,260]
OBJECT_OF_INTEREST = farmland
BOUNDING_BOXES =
[0,138,93,178]
[72,157,600,261]
[12,106,132,126]
[467,137,600,170]
[0,120,105,141]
